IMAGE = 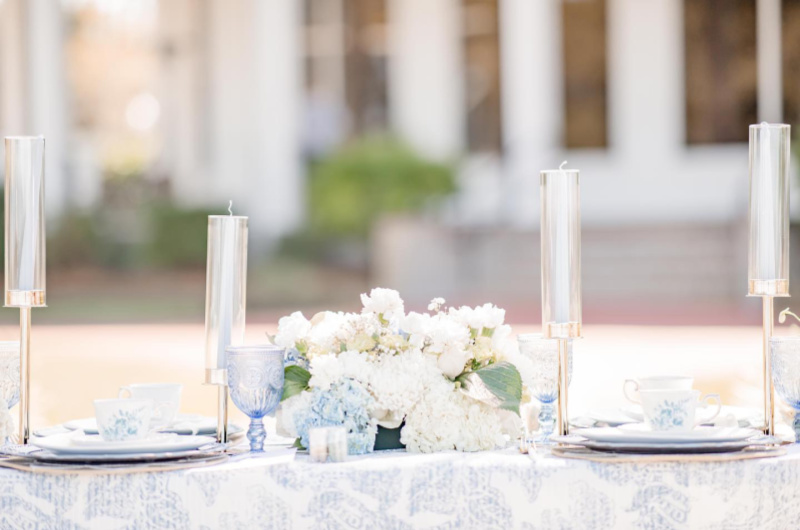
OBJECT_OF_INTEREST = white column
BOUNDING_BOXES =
[757,0,783,123]
[499,0,563,227]
[204,0,303,243]
[158,0,207,205]
[251,0,303,239]
[27,0,69,217]
[0,0,68,216]
[607,0,683,158]
[0,0,28,135]
[388,0,465,160]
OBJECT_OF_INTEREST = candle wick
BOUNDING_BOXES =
[228,200,233,216]
[559,160,568,172]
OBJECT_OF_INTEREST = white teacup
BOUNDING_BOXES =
[624,376,693,404]
[639,389,721,432]
[118,383,182,429]
[94,398,153,441]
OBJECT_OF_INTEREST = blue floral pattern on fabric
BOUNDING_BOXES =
[1,446,800,527]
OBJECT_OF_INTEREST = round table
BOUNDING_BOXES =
[1,445,799,528]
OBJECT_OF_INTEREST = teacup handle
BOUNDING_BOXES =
[118,386,132,399]
[623,379,640,404]
[694,393,722,426]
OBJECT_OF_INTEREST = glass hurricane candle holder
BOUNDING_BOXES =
[748,123,790,296]
[540,167,582,339]
[226,345,285,452]
[771,336,800,441]
[517,333,573,444]
[5,137,46,307]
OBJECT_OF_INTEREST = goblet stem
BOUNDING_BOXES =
[247,417,267,452]
[537,402,556,443]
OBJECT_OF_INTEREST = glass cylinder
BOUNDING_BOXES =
[204,215,248,384]
[4,137,46,307]
[540,168,582,338]
[748,123,791,296]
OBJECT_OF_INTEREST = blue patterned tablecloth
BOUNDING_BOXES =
[1,445,800,529]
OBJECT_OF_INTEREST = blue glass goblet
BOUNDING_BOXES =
[517,333,572,445]
[226,345,285,452]
[771,336,800,441]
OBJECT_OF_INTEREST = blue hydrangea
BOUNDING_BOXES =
[284,347,309,369]
[294,379,377,455]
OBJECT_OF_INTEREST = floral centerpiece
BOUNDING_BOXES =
[273,288,532,453]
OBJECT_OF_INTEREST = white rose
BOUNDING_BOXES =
[437,347,471,379]
[477,303,505,329]
[427,316,470,356]
[447,306,474,328]
[274,311,311,349]
[401,311,431,348]
[361,288,405,322]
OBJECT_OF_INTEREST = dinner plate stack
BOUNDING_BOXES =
[1,431,223,465]
[555,423,776,454]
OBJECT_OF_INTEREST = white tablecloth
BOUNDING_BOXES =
[2,445,800,529]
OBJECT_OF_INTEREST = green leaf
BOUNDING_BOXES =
[281,365,311,402]
[292,438,305,450]
[456,361,522,415]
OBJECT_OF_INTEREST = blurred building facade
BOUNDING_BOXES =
[0,0,797,307]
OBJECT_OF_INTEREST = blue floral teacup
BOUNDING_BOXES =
[94,398,153,441]
[639,389,721,432]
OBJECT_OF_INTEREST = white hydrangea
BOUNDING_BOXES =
[401,385,506,453]
[308,350,373,390]
[274,311,311,349]
[276,392,311,438]
[367,350,440,428]
[361,288,405,323]
[305,311,348,357]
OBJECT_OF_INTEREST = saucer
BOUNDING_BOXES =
[63,415,241,436]
[574,424,759,444]
[69,432,177,448]
[33,432,216,455]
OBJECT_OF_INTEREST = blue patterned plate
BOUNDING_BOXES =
[32,433,216,455]
[553,434,779,454]
[0,440,227,464]
[575,425,758,444]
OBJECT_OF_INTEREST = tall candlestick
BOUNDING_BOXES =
[540,162,582,437]
[5,137,46,307]
[540,163,582,338]
[747,122,790,437]
[748,123,790,294]
[4,136,46,445]
[204,209,247,442]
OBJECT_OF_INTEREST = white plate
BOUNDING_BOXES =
[584,409,638,427]
[33,432,216,455]
[69,432,178,448]
[554,434,776,454]
[574,425,759,444]
[63,415,241,436]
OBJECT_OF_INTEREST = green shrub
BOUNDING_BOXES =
[145,202,218,268]
[308,137,456,238]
